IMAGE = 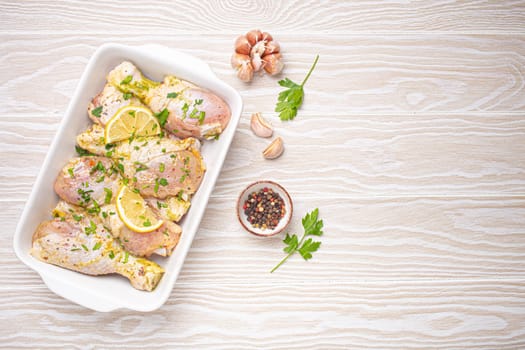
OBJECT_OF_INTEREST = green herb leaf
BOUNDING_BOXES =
[143,219,152,227]
[72,213,83,222]
[67,168,75,178]
[123,251,129,264]
[81,244,89,252]
[123,92,132,100]
[159,178,168,186]
[167,92,178,98]
[92,106,103,117]
[103,187,113,204]
[92,241,102,251]
[84,220,97,235]
[270,208,324,273]
[159,163,165,173]
[155,108,169,127]
[108,250,115,259]
[154,178,160,194]
[298,238,321,260]
[75,145,94,157]
[121,75,133,84]
[274,55,319,121]
[283,233,299,253]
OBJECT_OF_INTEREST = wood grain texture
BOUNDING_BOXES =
[1,0,525,33]
[2,196,525,283]
[2,114,525,200]
[1,281,525,349]
[2,0,525,348]
[2,34,525,114]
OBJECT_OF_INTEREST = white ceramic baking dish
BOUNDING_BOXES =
[13,43,242,312]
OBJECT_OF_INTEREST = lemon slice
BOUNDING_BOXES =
[116,186,163,233]
[105,106,161,144]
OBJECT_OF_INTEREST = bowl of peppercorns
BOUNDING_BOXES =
[237,180,293,237]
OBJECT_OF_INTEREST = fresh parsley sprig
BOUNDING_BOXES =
[275,55,319,121]
[270,208,324,273]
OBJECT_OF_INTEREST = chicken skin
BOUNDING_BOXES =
[31,215,164,292]
[54,159,183,257]
[106,61,231,140]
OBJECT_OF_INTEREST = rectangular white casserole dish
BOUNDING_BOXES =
[12,43,242,312]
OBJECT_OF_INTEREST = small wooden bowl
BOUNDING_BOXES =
[236,180,293,237]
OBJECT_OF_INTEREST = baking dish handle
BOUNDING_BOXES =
[139,44,216,79]
[40,272,120,312]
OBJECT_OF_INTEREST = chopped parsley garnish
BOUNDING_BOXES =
[77,188,94,205]
[116,162,125,173]
[123,92,132,100]
[143,219,152,227]
[90,161,106,174]
[95,175,105,183]
[92,241,102,251]
[101,211,108,219]
[103,188,112,204]
[121,75,133,85]
[72,213,83,222]
[108,250,115,259]
[123,251,129,264]
[91,106,103,117]
[154,178,160,194]
[159,178,168,186]
[70,247,81,252]
[134,162,148,172]
[87,200,101,214]
[67,168,75,178]
[159,163,165,173]
[167,92,178,98]
[75,145,94,157]
[154,108,169,127]
[156,201,168,209]
[84,220,97,235]
[81,244,89,252]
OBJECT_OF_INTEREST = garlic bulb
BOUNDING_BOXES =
[231,29,284,82]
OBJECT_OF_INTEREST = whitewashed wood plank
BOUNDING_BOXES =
[1,0,525,33]
[1,281,524,349]
[5,196,525,283]
[2,34,525,114]
[2,114,524,200]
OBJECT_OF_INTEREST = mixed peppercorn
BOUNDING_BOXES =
[243,187,285,230]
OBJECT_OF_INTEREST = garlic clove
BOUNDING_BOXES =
[250,112,273,138]
[237,63,254,82]
[263,41,280,56]
[261,31,273,42]
[251,54,265,72]
[263,53,284,75]
[263,137,284,159]
[246,29,263,46]
[231,53,254,82]
[250,41,267,72]
[234,35,251,55]
[231,53,251,68]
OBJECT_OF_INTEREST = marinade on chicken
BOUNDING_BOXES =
[106,61,231,140]
[32,209,164,292]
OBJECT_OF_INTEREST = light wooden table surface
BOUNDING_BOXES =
[2,1,525,348]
